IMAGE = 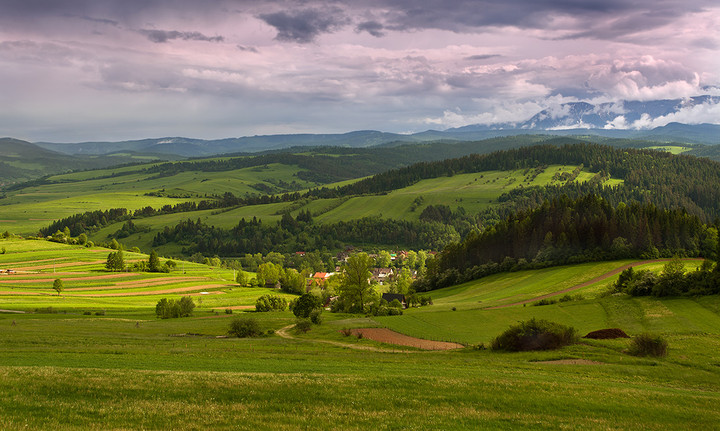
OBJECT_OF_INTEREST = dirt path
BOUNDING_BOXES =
[486,258,703,309]
[275,325,455,353]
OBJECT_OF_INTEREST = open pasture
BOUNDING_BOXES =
[2,239,720,429]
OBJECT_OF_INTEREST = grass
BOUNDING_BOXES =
[2,239,720,429]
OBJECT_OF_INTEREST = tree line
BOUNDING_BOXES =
[414,194,718,291]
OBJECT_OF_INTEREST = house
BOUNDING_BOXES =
[371,268,394,283]
[382,293,407,308]
[311,272,335,287]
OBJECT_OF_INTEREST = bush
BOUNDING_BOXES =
[628,333,668,357]
[532,298,557,306]
[294,318,312,334]
[292,293,321,318]
[309,308,323,325]
[225,308,233,314]
[340,328,353,337]
[491,318,578,352]
[228,317,262,338]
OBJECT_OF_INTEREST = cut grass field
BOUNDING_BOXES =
[2,238,720,429]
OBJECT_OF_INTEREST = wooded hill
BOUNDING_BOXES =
[30,141,720,268]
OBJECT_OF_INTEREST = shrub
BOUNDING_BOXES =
[95,310,105,316]
[491,318,578,352]
[294,318,312,334]
[628,333,668,357]
[228,317,262,338]
[309,308,323,325]
[340,328,353,337]
[225,308,233,314]
[532,298,557,306]
[292,293,321,318]
[83,311,92,315]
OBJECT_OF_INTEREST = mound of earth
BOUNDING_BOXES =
[583,328,630,339]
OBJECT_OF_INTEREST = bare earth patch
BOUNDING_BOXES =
[212,305,254,310]
[351,328,464,350]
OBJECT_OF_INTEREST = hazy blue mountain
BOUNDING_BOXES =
[26,95,720,158]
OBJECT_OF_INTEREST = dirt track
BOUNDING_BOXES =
[486,258,703,309]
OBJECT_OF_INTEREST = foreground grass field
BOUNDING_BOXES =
[2,238,720,429]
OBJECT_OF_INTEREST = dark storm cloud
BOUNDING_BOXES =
[356,21,385,37]
[237,45,259,53]
[350,0,716,40]
[258,8,350,43]
[139,29,224,43]
[465,54,502,61]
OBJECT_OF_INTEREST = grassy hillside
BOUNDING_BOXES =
[2,239,720,429]
[76,164,616,253]
[376,259,709,344]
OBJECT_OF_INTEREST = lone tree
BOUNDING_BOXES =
[337,253,374,312]
[148,250,160,272]
[53,278,63,296]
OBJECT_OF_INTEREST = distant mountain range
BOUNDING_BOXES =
[30,96,719,158]
[451,95,720,132]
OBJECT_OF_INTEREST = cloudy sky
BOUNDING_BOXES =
[1,0,718,142]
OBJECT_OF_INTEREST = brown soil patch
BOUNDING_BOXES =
[70,284,233,297]
[487,259,703,309]
[583,328,630,339]
[350,328,464,350]
[536,359,604,365]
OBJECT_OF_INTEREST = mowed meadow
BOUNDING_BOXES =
[2,237,720,430]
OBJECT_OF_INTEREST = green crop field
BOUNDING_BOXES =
[2,237,720,429]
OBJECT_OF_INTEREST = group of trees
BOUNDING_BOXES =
[105,249,175,273]
[416,194,718,291]
[153,213,458,256]
[155,297,195,319]
[612,258,720,297]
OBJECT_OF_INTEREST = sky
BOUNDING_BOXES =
[0,0,719,142]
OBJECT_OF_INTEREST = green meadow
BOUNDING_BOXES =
[2,238,720,429]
